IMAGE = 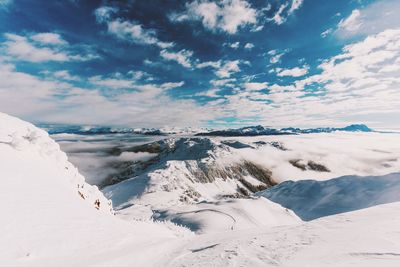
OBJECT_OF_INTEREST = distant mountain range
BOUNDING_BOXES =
[195,124,373,136]
[38,123,373,136]
[38,124,207,135]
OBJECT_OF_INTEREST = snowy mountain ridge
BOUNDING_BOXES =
[196,124,373,136]
[39,123,209,135]
[102,137,277,210]
[39,123,373,136]
[2,112,400,266]
[102,131,400,214]
[0,112,113,214]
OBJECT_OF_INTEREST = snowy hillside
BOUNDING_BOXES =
[151,197,300,234]
[0,112,192,266]
[0,112,112,213]
[259,172,400,220]
[166,202,400,266]
[2,112,400,266]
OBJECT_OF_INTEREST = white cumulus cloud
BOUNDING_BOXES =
[169,0,258,34]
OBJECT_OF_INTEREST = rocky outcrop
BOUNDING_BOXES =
[289,159,330,172]
[102,138,277,209]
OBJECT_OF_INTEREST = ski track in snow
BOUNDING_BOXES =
[170,208,237,231]
[165,203,400,266]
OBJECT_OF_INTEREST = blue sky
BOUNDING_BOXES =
[0,0,399,128]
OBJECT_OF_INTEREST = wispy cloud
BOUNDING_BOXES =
[268,0,304,25]
[276,65,309,77]
[2,32,98,62]
[160,49,194,68]
[196,59,247,78]
[3,33,69,62]
[267,49,286,64]
[337,9,362,32]
[94,6,173,48]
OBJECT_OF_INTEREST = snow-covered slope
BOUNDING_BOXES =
[166,202,400,266]
[2,112,400,266]
[0,112,112,213]
[0,112,191,266]
[258,172,400,220]
[102,132,400,236]
[102,137,302,234]
[152,198,299,234]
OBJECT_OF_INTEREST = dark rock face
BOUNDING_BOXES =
[102,138,277,201]
[307,161,330,172]
[180,160,276,197]
[289,159,330,172]
[289,159,307,171]
[100,161,151,188]
[221,140,253,149]
[99,140,177,188]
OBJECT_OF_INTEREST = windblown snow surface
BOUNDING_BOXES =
[2,112,400,266]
